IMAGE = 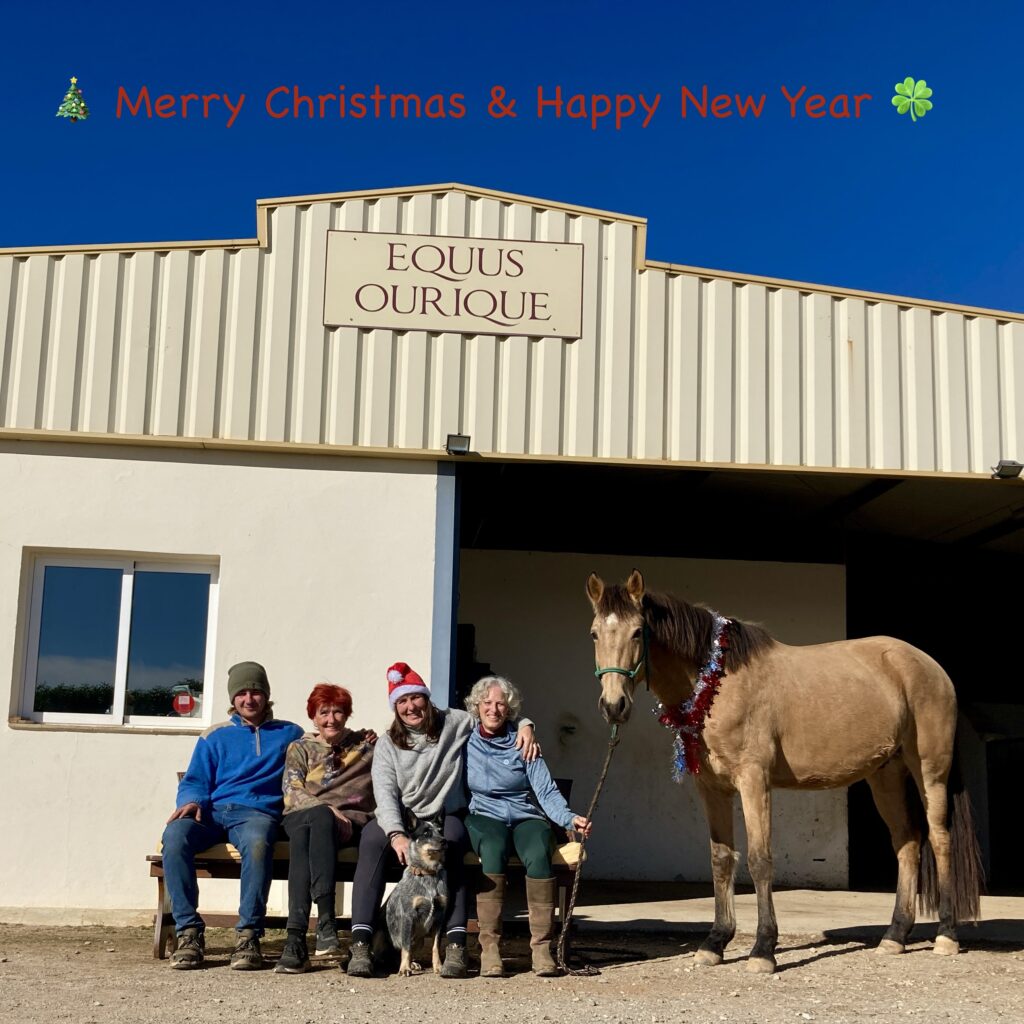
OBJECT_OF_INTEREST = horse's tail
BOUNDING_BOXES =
[917,742,984,924]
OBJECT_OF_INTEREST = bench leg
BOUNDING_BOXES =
[153,876,174,960]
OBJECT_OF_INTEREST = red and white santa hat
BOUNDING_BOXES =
[386,661,430,710]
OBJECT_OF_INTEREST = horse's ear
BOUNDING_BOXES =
[586,572,604,608]
[626,569,645,606]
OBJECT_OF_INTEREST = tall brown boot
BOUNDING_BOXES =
[476,873,506,978]
[525,876,559,976]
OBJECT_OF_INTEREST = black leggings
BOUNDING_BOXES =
[350,815,469,935]
[282,804,354,931]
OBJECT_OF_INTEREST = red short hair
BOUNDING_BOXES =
[306,683,353,721]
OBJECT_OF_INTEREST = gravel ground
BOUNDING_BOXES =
[0,924,1021,1024]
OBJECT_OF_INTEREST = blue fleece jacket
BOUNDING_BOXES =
[176,713,304,819]
[466,723,576,829]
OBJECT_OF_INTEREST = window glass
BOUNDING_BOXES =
[126,570,210,719]
[33,566,121,715]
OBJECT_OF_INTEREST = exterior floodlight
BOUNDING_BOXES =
[444,433,472,456]
[991,459,1024,480]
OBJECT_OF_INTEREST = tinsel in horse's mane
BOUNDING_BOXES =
[596,585,774,671]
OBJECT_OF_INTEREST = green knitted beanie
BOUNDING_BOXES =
[227,661,271,703]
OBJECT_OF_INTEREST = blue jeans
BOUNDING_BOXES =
[161,804,278,935]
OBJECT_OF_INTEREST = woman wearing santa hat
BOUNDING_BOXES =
[345,662,538,979]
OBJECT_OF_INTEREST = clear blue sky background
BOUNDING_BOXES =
[3,1,1020,311]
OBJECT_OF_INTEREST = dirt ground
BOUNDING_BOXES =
[1,925,1021,1024]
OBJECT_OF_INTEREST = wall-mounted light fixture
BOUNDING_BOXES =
[444,433,472,456]
[991,459,1024,480]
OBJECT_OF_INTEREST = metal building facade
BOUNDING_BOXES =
[4,183,1021,475]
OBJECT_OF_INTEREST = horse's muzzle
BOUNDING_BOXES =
[599,694,632,724]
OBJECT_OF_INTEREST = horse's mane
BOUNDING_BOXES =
[597,585,774,670]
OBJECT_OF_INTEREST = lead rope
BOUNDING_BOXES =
[555,723,620,976]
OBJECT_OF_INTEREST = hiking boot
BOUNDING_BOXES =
[229,928,263,970]
[169,927,204,970]
[345,939,374,977]
[274,933,309,974]
[439,942,468,979]
[314,915,341,957]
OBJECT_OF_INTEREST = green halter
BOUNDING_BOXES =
[594,623,650,684]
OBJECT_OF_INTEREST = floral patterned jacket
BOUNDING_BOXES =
[282,728,376,839]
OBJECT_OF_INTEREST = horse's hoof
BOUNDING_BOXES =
[934,936,959,957]
[746,956,776,975]
[694,949,723,967]
[876,939,905,956]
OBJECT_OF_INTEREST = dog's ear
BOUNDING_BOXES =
[405,809,420,833]
[432,812,446,833]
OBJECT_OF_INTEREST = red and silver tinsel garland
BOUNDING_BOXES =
[654,613,731,780]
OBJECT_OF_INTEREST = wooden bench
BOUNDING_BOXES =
[147,840,582,958]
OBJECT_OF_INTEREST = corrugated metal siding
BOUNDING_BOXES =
[2,189,1022,475]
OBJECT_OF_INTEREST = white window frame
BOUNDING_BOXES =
[21,554,219,728]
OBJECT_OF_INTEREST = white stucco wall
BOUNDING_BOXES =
[457,550,849,887]
[0,442,451,919]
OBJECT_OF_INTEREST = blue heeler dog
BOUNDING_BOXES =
[377,815,449,976]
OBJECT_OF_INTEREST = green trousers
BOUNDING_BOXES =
[466,813,556,879]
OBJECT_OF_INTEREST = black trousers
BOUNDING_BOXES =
[350,815,469,934]
[282,804,354,932]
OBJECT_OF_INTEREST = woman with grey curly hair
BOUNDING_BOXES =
[464,674,591,978]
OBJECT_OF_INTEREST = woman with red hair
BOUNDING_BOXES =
[275,683,377,974]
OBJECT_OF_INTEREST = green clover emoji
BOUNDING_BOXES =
[892,77,933,122]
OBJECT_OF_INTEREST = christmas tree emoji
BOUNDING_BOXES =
[56,77,90,122]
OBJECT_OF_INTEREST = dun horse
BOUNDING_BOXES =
[587,570,981,974]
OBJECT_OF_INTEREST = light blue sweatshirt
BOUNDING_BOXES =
[466,723,576,829]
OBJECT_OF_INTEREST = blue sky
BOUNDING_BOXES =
[3,1,1021,311]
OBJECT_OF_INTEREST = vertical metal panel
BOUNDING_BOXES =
[596,220,635,459]
[2,187,1021,479]
[116,252,156,435]
[150,251,190,437]
[221,247,260,440]
[901,308,936,471]
[496,202,533,455]
[428,193,466,449]
[324,201,363,446]
[10,257,52,429]
[803,293,834,467]
[0,258,17,427]
[666,273,700,462]
[461,197,502,454]
[966,317,1001,475]
[634,269,666,461]
[45,255,86,432]
[735,284,767,465]
[867,302,902,469]
[563,213,601,458]
[999,322,1024,463]
[530,208,569,457]
[933,312,969,472]
[769,287,801,466]
[291,203,331,445]
[835,298,868,469]
[183,249,224,439]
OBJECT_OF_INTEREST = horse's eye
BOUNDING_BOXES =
[590,631,598,641]
[632,629,643,640]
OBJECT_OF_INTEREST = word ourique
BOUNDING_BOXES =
[114,83,875,130]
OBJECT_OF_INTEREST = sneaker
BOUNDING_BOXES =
[314,915,341,957]
[439,943,467,979]
[274,933,309,974]
[229,929,263,971]
[345,939,374,977]
[169,927,204,970]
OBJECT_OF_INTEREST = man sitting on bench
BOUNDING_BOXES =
[161,661,304,970]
